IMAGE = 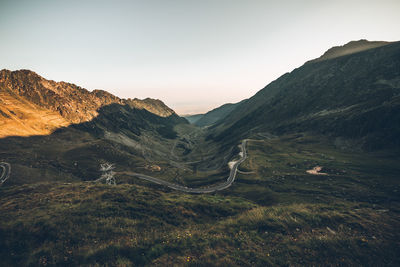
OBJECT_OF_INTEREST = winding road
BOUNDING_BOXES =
[0,139,250,193]
[122,139,249,193]
[0,162,11,185]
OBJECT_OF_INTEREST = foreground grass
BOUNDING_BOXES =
[0,134,399,266]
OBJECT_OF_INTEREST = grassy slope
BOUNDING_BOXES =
[0,134,399,266]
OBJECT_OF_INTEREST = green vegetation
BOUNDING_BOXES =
[1,134,399,266]
[156,125,177,139]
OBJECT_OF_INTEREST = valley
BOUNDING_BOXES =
[120,138,248,193]
[0,132,399,266]
[0,40,399,266]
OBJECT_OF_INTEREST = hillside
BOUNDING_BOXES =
[212,40,400,151]
[310,39,390,63]
[183,113,204,124]
[0,69,182,137]
[1,134,399,266]
[194,100,245,127]
[0,69,194,186]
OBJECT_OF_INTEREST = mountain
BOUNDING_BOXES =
[211,40,400,151]
[310,39,390,63]
[183,113,204,124]
[183,100,245,126]
[194,100,245,127]
[0,69,190,186]
[0,69,184,137]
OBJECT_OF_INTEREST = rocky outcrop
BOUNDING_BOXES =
[126,98,175,118]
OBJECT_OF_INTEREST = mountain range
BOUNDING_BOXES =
[0,69,183,138]
[2,39,399,152]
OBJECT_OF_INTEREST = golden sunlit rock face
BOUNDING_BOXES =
[0,89,70,137]
[0,69,177,137]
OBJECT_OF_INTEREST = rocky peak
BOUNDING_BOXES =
[126,97,175,117]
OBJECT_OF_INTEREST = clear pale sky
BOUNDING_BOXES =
[1,0,399,114]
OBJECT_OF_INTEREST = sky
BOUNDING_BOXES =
[1,0,400,114]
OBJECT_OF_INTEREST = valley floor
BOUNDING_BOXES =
[0,133,399,266]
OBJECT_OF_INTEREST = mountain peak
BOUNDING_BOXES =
[126,98,176,117]
[311,39,391,63]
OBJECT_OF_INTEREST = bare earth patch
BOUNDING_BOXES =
[306,166,328,175]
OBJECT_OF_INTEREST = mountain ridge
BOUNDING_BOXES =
[194,100,246,127]
[183,113,204,124]
[309,39,391,63]
[0,69,184,137]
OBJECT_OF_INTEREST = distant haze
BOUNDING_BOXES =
[1,0,399,114]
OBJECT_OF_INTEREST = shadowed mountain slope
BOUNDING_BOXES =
[194,100,245,127]
[212,40,400,151]
[0,102,189,186]
[183,113,204,124]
